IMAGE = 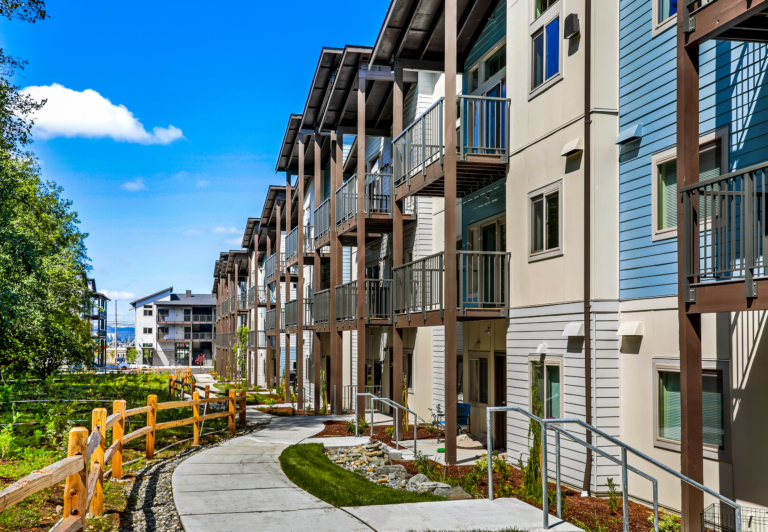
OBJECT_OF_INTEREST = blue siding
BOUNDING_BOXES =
[618,0,768,300]
[461,179,506,247]
[462,1,506,90]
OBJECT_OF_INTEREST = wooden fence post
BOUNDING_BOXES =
[146,395,157,459]
[228,389,236,436]
[239,390,246,427]
[192,391,200,446]
[205,385,210,399]
[89,408,106,516]
[112,400,126,480]
[63,427,88,523]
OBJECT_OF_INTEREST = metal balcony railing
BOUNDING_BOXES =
[280,308,285,331]
[314,289,331,325]
[257,331,267,347]
[247,330,255,349]
[265,253,285,283]
[192,314,213,323]
[335,281,357,322]
[229,296,235,312]
[680,162,768,300]
[157,314,191,323]
[247,286,254,308]
[287,225,315,261]
[285,299,315,328]
[236,294,246,309]
[393,252,444,318]
[458,251,510,315]
[335,173,407,230]
[393,95,511,187]
[266,309,276,332]
[257,286,267,305]
[314,198,331,246]
[192,332,213,340]
[335,280,393,323]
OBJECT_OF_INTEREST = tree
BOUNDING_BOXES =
[233,325,249,386]
[125,347,138,364]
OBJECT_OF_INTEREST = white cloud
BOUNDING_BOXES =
[121,179,146,191]
[197,179,210,188]
[102,290,137,301]
[223,238,242,246]
[21,83,185,145]
[213,227,239,234]
[183,229,202,236]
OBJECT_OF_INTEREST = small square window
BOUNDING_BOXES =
[658,0,677,23]
[658,369,724,450]
[535,0,557,19]
[470,68,479,92]
[532,17,560,90]
[484,45,506,80]
[143,327,153,334]
[530,186,560,256]
[143,308,153,316]
[531,361,561,419]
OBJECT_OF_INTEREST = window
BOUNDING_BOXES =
[485,45,506,80]
[405,351,414,389]
[652,130,726,240]
[659,0,677,23]
[143,308,153,316]
[531,361,561,419]
[529,182,561,260]
[535,0,557,18]
[143,327,153,334]
[532,16,560,90]
[469,68,479,93]
[658,370,725,450]
[469,357,489,404]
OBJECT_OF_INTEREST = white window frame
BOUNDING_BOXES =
[528,354,564,420]
[468,352,490,405]
[528,180,563,262]
[651,127,729,242]
[652,0,677,36]
[652,357,731,462]
[143,308,153,316]
[528,1,563,100]
[531,0,558,22]
[143,327,153,334]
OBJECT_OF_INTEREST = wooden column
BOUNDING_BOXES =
[285,175,292,403]
[314,133,322,414]
[276,204,282,392]
[234,261,240,379]
[392,67,405,437]
[146,394,157,459]
[677,32,704,532]
[266,233,273,389]
[192,391,200,445]
[356,71,367,417]
[443,0,459,465]
[331,131,343,414]
[112,400,125,479]
[298,138,305,412]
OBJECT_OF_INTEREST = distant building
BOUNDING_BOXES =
[84,278,109,367]
[130,287,215,367]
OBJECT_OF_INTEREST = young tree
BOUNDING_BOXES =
[234,325,249,386]
[125,347,138,364]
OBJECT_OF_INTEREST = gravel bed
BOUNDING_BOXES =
[115,423,267,532]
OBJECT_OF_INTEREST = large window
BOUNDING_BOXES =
[531,361,561,419]
[532,16,560,90]
[658,370,725,450]
[469,357,489,404]
[529,182,561,260]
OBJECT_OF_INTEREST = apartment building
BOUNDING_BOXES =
[616,0,768,521]
[84,277,109,367]
[130,287,215,367]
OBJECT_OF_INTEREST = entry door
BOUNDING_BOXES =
[493,354,507,449]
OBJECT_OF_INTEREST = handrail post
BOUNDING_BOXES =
[370,399,374,438]
[459,96,464,161]
[239,389,246,427]
[355,396,359,436]
[421,113,426,176]
[63,426,88,525]
[621,447,629,532]
[146,394,157,459]
[112,400,126,480]
[439,99,444,166]
[90,407,106,516]
[541,419,549,529]
[395,408,399,449]
[458,253,463,316]
[555,430,562,518]
[228,389,236,436]
[487,407,493,500]
[192,391,200,446]
[422,259,426,320]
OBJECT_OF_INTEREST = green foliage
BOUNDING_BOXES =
[0,412,18,458]
[384,426,394,436]
[606,477,620,514]
[280,443,445,506]
[574,512,616,532]
[493,452,514,498]
[125,347,138,364]
[275,369,285,400]
[521,363,543,503]
[234,325,249,381]
[650,510,681,532]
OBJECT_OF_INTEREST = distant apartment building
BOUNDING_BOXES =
[84,277,109,367]
[130,287,215,367]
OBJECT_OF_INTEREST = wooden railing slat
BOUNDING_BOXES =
[0,456,83,512]
[49,514,84,532]
[124,405,151,417]
[122,425,152,444]
[154,416,196,432]
[103,440,121,465]
[199,411,232,422]
[86,429,102,461]
[84,464,100,512]
[105,412,121,430]
[198,397,228,405]
[157,400,195,410]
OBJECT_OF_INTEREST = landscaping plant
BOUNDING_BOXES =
[650,510,681,532]
[0,412,18,458]
[235,324,249,382]
[125,347,138,364]
[521,363,544,503]
[606,477,621,514]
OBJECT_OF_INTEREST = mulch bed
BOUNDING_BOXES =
[392,459,654,532]
[312,420,441,448]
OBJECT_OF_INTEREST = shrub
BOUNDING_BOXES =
[0,413,18,459]
[606,477,620,513]
[650,510,681,532]
[384,426,394,436]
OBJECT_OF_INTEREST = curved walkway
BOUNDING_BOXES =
[173,413,580,532]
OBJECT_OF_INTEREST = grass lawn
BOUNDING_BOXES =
[279,443,445,507]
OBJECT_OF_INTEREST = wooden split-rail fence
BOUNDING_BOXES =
[0,374,247,532]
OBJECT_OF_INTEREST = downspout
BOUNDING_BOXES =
[582,0,594,496]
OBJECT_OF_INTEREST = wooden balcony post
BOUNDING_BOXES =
[145,395,157,459]
[356,69,367,418]
[276,203,282,391]
[677,29,704,532]
[314,133,324,416]
[285,173,292,404]
[112,400,126,480]
[330,130,343,414]
[228,389,236,436]
[297,135,305,413]
[63,426,88,522]
[239,389,246,427]
[89,408,107,516]
[192,391,200,446]
[443,0,459,466]
[392,66,405,439]
[267,233,273,389]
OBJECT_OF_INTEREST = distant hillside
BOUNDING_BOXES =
[107,326,134,342]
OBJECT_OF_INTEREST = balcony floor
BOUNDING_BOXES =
[395,155,507,202]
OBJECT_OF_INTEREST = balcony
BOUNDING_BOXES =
[314,198,331,248]
[392,95,510,201]
[392,251,511,326]
[237,293,247,310]
[192,314,213,323]
[334,173,416,243]
[158,330,191,341]
[679,162,768,311]
[286,225,315,267]
[335,279,393,327]
[313,289,331,328]
[157,314,191,324]
[192,332,213,340]
[285,299,314,331]
[266,309,284,334]
[265,253,286,284]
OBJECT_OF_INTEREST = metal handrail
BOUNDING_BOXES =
[314,198,331,246]
[393,252,444,319]
[486,406,741,532]
[458,94,511,162]
[354,393,418,455]
[247,286,255,308]
[458,251,511,315]
[336,173,397,227]
[393,98,444,187]
[335,281,357,323]
[314,289,330,324]
[192,315,213,322]
[265,253,285,283]
[266,309,276,332]
[335,175,357,228]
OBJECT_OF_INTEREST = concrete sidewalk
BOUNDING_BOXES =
[172,414,581,532]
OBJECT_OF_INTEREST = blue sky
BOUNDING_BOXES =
[1,0,388,322]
